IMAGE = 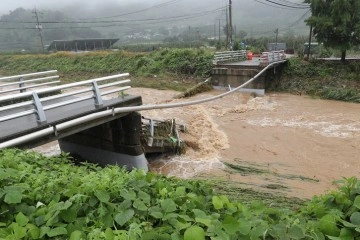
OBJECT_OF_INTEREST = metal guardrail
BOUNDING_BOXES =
[260,50,286,64]
[0,70,60,94]
[0,73,131,124]
[213,50,247,64]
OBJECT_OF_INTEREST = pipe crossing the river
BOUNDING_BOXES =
[0,60,286,149]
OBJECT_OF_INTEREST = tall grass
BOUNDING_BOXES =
[0,49,213,81]
[278,58,360,102]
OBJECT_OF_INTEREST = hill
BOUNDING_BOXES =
[0,0,310,52]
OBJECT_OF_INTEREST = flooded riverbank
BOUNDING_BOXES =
[33,88,360,199]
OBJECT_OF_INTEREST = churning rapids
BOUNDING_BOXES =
[33,88,360,199]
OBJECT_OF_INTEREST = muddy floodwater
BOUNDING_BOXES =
[33,88,360,199]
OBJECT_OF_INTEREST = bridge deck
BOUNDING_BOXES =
[0,95,142,143]
[217,58,261,66]
[214,59,262,70]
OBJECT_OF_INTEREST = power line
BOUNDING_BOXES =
[0,7,227,32]
[32,8,45,52]
[275,0,309,7]
[288,9,310,27]
[253,0,309,9]
[264,0,309,9]
[0,6,226,25]
[78,0,183,20]
[253,0,305,10]
[237,9,309,37]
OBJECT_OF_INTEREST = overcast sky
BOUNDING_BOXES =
[2,0,69,12]
[1,0,144,14]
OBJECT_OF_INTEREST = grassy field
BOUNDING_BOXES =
[0,49,213,92]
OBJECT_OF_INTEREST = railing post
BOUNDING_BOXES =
[92,81,103,107]
[19,77,25,93]
[32,92,47,123]
[148,119,154,146]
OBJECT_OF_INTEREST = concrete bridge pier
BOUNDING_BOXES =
[212,67,266,94]
[211,61,287,95]
[58,112,148,171]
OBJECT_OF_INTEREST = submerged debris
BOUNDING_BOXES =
[141,117,186,155]
[175,77,213,99]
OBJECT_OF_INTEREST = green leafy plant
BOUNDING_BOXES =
[0,149,359,239]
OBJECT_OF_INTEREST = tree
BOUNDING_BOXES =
[238,30,247,39]
[304,0,360,62]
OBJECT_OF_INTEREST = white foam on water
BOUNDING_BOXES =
[145,104,230,178]
[150,156,225,179]
[219,96,277,116]
[246,117,360,138]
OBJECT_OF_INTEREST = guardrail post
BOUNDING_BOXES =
[148,119,154,147]
[32,92,47,123]
[92,81,103,107]
[19,77,25,93]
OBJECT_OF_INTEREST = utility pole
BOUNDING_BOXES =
[274,28,279,51]
[188,25,191,48]
[307,25,313,60]
[234,24,237,41]
[33,8,45,53]
[214,23,216,39]
[228,0,233,50]
[197,29,200,47]
[218,18,221,43]
[225,7,228,49]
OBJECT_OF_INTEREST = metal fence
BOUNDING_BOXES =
[0,73,131,124]
[213,50,247,64]
[0,70,60,95]
[260,50,286,65]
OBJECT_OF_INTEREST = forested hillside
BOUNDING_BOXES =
[0,0,309,52]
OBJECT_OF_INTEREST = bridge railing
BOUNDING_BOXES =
[213,50,247,64]
[0,70,60,95]
[0,73,131,124]
[260,50,286,65]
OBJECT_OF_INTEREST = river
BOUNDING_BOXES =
[33,88,360,199]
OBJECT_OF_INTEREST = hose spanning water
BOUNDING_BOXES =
[0,61,286,149]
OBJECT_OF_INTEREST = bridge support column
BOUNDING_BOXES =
[58,112,148,171]
[212,67,266,95]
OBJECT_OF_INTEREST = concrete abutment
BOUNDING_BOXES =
[211,61,287,94]
[59,112,148,171]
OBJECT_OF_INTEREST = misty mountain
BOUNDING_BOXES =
[0,0,310,51]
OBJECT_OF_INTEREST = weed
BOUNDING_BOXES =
[0,149,360,239]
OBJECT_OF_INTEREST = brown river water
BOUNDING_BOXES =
[33,88,360,199]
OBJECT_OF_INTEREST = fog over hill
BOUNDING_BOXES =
[1,0,309,35]
[0,0,310,51]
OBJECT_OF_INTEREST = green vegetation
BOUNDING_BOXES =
[305,0,360,62]
[222,160,319,183]
[175,78,213,99]
[0,49,213,91]
[1,149,360,239]
[1,49,359,102]
[277,57,360,102]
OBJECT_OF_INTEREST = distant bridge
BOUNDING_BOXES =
[212,50,287,95]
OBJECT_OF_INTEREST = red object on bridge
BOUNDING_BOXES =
[247,51,253,60]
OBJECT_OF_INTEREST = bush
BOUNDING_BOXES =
[0,149,360,239]
[279,57,360,102]
[0,49,214,83]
